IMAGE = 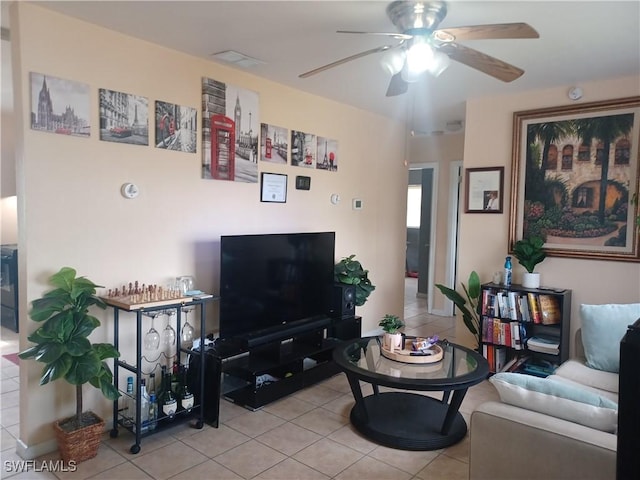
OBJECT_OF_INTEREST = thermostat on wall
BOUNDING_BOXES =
[121,183,139,199]
[295,175,311,190]
[352,198,363,210]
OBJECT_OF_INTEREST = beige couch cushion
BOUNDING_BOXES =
[554,359,619,394]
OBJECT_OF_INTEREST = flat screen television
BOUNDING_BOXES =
[219,232,336,347]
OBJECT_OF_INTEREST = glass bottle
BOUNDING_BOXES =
[139,378,150,434]
[148,372,156,397]
[162,368,177,420]
[504,256,512,287]
[158,366,167,419]
[148,393,158,431]
[177,364,194,413]
[171,361,179,394]
[124,376,134,426]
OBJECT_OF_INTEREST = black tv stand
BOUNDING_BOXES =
[191,315,361,424]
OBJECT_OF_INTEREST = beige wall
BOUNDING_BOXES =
[12,3,408,454]
[458,76,640,349]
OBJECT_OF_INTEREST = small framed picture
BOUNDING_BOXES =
[260,172,288,203]
[465,167,504,213]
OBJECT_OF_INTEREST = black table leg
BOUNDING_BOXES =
[441,387,467,435]
[345,372,369,423]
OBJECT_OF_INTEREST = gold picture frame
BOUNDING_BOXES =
[509,96,640,262]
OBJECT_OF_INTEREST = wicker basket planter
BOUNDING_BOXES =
[54,411,104,464]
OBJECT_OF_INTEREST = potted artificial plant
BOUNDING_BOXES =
[334,254,376,306]
[435,271,481,349]
[378,314,405,352]
[512,236,547,288]
[19,267,120,464]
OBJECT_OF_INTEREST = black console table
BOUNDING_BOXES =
[190,315,362,425]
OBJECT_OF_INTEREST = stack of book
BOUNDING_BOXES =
[526,335,560,355]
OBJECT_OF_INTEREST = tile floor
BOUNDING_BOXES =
[0,278,499,479]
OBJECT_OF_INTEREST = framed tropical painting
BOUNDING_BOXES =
[509,97,640,262]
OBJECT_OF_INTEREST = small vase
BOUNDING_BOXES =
[522,272,540,289]
[383,332,403,352]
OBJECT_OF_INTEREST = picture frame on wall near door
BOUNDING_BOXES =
[465,167,504,213]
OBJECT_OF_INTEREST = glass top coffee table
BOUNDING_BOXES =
[333,336,489,450]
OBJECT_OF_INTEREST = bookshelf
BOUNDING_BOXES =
[479,282,571,377]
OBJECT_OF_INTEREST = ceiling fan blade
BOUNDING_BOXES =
[434,23,539,42]
[439,42,524,82]
[337,30,412,40]
[299,45,394,78]
[386,73,408,97]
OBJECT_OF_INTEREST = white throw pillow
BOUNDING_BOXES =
[580,303,640,373]
[490,372,618,433]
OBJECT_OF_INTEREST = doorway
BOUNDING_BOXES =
[406,163,438,312]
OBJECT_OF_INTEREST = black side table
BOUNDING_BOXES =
[333,337,489,450]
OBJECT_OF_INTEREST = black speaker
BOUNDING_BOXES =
[330,284,356,317]
[330,315,361,340]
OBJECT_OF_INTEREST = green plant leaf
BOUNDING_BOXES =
[93,343,120,360]
[66,337,92,356]
[30,294,71,322]
[40,354,72,385]
[72,314,100,338]
[435,284,467,307]
[65,351,101,385]
[40,311,75,342]
[35,341,65,363]
[468,271,480,299]
[49,267,77,292]
[18,346,39,360]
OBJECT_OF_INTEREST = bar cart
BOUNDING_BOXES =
[105,294,217,454]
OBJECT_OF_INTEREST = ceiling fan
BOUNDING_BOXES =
[299,1,539,97]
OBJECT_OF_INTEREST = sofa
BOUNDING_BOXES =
[469,303,640,480]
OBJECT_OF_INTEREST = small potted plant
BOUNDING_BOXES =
[334,254,376,307]
[512,236,547,288]
[379,314,405,352]
[19,267,120,464]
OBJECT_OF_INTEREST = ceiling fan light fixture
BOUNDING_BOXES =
[428,50,450,77]
[405,37,434,76]
[380,49,406,75]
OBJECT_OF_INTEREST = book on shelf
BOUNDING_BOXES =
[527,335,560,355]
[495,347,507,372]
[507,291,520,320]
[505,354,531,372]
[519,357,557,377]
[538,294,562,325]
[519,294,531,322]
[511,321,522,350]
[527,292,542,324]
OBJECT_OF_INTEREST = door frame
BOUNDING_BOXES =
[435,160,463,316]
[407,162,438,313]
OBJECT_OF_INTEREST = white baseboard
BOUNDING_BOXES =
[15,437,57,460]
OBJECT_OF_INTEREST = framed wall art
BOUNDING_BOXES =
[465,167,504,213]
[509,96,640,262]
[30,73,90,137]
[260,172,287,203]
[99,88,149,145]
